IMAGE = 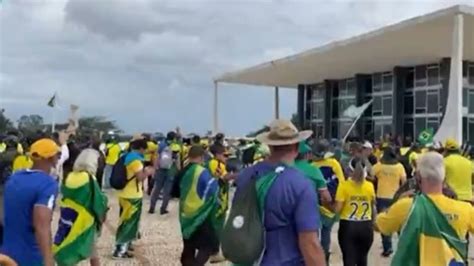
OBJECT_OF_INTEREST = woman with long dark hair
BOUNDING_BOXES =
[335,158,376,266]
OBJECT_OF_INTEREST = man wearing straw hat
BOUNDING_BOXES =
[234,119,326,266]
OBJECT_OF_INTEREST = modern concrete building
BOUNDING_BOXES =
[215,5,474,143]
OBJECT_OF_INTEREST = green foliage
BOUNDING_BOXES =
[17,114,45,135]
[0,109,14,133]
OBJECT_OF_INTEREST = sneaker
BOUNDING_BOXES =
[381,250,393,258]
[128,244,135,252]
[112,250,134,259]
[160,209,169,215]
[148,209,155,214]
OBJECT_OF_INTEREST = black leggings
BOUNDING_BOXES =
[338,220,374,266]
[181,220,217,266]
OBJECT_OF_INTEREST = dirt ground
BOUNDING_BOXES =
[56,190,474,266]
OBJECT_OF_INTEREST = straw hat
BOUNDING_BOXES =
[256,119,312,146]
[130,133,145,142]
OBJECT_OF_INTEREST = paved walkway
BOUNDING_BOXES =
[52,191,474,266]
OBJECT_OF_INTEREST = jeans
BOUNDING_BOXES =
[321,223,333,264]
[376,198,393,253]
[102,164,113,189]
[150,169,174,212]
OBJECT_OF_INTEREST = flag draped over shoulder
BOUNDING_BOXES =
[391,194,467,266]
[180,163,219,239]
[53,173,108,266]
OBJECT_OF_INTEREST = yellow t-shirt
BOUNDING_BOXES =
[118,159,144,199]
[336,179,375,221]
[444,154,473,201]
[12,155,33,172]
[376,194,474,238]
[208,159,227,178]
[144,141,158,163]
[0,143,5,153]
[408,152,419,167]
[373,162,407,199]
[105,144,121,165]
[313,158,345,218]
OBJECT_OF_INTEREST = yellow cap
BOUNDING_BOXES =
[444,138,459,151]
[30,138,60,159]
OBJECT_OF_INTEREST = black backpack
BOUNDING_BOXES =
[109,155,132,190]
[0,150,17,185]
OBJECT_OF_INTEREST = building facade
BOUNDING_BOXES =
[298,59,474,142]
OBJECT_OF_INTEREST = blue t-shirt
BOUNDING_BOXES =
[1,170,58,265]
[235,161,320,266]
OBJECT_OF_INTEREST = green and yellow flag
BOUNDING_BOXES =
[180,163,219,239]
[53,172,108,266]
[392,194,467,266]
[417,128,434,146]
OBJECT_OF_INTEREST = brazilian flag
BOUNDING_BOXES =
[53,173,108,266]
[392,194,467,266]
[418,128,434,146]
[180,163,219,239]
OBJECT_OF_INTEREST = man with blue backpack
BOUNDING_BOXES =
[221,120,326,266]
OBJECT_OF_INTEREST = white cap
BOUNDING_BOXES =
[362,141,373,149]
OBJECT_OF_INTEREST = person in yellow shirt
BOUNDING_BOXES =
[113,136,153,259]
[312,139,345,264]
[335,158,376,266]
[207,143,237,263]
[373,146,407,257]
[103,138,122,189]
[12,154,33,172]
[143,136,158,195]
[376,152,474,263]
[444,138,473,202]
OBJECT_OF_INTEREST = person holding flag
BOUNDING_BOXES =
[376,152,474,265]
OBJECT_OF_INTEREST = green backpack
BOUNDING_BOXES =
[221,166,284,265]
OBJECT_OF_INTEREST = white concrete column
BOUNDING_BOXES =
[213,81,219,134]
[274,86,280,119]
[435,14,464,143]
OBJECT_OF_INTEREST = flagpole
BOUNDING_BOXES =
[51,106,56,133]
[342,100,373,143]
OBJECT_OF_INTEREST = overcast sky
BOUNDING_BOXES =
[0,0,472,136]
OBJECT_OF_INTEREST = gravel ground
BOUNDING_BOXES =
[50,190,474,266]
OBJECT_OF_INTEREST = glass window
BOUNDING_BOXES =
[373,73,382,92]
[415,90,427,113]
[463,117,468,142]
[374,124,382,141]
[383,74,393,92]
[332,100,338,118]
[469,66,474,85]
[331,121,338,139]
[365,120,373,138]
[469,119,474,143]
[383,96,392,116]
[404,119,414,140]
[339,122,352,138]
[404,93,414,115]
[415,65,427,80]
[364,78,372,94]
[373,96,382,116]
[415,117,426,137]
[427,118,439,132]
[339,80,347,96]
[427,67,440,86]
[469,91,474,114]
[347,79,356,96]
[332,84,339,97]
[427,93,439,114]
[406,69,414,89]
[463,88,468,107]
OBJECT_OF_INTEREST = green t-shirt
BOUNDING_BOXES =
[293,160,327,191]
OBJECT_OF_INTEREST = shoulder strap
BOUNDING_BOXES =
[255,166,285,215]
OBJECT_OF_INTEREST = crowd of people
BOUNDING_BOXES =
[0,118,473,266]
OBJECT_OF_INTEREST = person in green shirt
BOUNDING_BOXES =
[294,141,332,207]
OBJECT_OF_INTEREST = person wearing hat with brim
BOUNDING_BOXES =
[1,138,61,266]
[312,139,346,264]
[443,138,473,203]
[234,119,326,266]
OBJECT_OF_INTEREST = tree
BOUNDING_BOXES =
[77,116,119,136]
[0,109,14,133]
[17,114,44,135]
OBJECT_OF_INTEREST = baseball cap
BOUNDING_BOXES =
[30,138,60,159]
[362,141,373,149]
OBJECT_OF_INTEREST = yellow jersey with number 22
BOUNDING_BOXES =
[336,179,375,221]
